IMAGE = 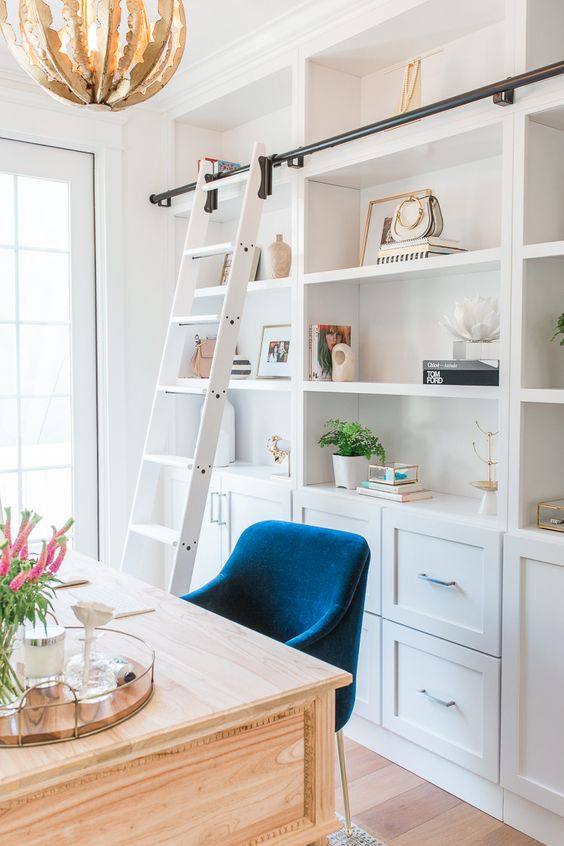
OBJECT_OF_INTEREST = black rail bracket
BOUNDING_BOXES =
[258,155,273,199]
[287,155,305,168]
[204,174,218,213]
[153,195,171,208]
[493,88,514,106]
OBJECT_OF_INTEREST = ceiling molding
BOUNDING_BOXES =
[154,0,380,119]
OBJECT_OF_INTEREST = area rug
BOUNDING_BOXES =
[328,817,386,845]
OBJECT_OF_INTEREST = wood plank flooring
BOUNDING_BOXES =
[336,738,542,846]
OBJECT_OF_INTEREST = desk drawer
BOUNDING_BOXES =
[382,511,502,655]
[382,621,500,781]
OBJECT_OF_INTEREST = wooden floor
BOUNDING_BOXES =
[336,738,543,845]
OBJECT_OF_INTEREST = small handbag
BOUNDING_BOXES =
[191,335,216,378]
[390,194,443,242]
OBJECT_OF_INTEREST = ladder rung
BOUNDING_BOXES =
[144,454,194,469]
[171,314,220,326]
[158,383,208,396]
[129,523,179,547]
[201,171,249,191]
[184,242,233,259]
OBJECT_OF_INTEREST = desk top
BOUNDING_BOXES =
[1,553,350,800]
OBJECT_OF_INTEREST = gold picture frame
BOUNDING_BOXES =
[360,188,431,266]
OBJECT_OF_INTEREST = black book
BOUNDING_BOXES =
[423,366,499,386]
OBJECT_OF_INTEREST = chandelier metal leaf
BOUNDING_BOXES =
[0,0,186,109]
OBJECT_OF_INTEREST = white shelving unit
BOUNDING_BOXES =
[142,3,564,843]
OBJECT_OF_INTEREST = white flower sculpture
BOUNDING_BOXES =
[440,296,500,342]
[71,601,114,689]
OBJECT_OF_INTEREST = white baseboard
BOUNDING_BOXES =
[504,791,564,846]
[345,715,504,819]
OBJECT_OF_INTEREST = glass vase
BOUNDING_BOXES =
[0,622,25,706]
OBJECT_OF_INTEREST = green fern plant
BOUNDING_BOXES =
[318,419,386,461]
[550,313,564,346]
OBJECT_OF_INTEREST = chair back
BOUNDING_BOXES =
[184,520,370,731]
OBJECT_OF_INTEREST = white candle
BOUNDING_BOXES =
[23,625,65,680]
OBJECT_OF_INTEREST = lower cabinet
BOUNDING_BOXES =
[382,620,500,781]
[354,612,382,723]
[501,534,564,817]
[190,472,292,590]
[292,489,382,615]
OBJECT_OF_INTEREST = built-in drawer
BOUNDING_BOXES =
[293,489,381,615]
[382,621,500,781]
[382,511,502,655]
[353,612,381,724]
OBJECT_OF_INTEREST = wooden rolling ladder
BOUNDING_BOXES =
[121,143,267,595]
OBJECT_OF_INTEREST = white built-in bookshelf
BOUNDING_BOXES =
[138,4,564,840]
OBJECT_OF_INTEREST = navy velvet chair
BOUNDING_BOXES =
[182,519,370,835]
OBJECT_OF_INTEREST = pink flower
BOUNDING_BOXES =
[28,542,47,581]
[46,518,74,568]
[12,511,41,558]
[0,540,10,578]
[1,505,12,547]
[9,568,30,592]
[49,540,67,575]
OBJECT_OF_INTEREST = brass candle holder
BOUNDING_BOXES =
[471,421,498,516]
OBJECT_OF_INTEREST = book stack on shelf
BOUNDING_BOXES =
[356,463,432,502]
[377,236,466,264]
[422,357,500,386]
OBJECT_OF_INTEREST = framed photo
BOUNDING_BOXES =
[220,246,261,285]
[360,188,431,266]
[257,324,292,379]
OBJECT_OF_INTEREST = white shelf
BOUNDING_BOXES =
[194,278,292,298]
[520,388,564,404]
[521,240,564,260]
[164,379,292,393]
[302,381,500,400]
[303,249,501,286]
[172,169,292,222]
[217,462,293,483]
[305,484,502,529]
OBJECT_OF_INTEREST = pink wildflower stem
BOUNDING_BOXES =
[1,506,12,546]
[0,540,10,578]
[12,512,41,558]
[49,540,67,575]
[28,542,47,581]
[9,569,29,592]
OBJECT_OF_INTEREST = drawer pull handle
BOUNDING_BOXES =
[418,573,456,587]
[419,689,456,708]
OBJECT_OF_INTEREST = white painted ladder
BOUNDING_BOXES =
[121,143,267,595]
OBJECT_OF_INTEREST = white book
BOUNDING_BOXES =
[356,486,433,502]
[361,481,424,494]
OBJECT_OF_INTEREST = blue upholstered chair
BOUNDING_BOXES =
[182,519,370,835]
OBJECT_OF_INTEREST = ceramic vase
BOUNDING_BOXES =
[331,343,354,381]
[267,234,291,279]
[332,455,369,490]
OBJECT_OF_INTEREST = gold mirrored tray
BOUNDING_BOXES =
[0,627,155,747]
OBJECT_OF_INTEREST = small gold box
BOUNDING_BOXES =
[537,499,564,532]
[368,463,419,486]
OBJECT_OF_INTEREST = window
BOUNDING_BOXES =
[0,140,98,555]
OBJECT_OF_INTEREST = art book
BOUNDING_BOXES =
[309,324,351,380]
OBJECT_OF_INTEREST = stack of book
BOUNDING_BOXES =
[377,237,466,264]
[422,359,499,386]
[356,479,432,502]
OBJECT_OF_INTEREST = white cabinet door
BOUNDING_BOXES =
[221,474,292,558]
[383,621,500,781]
[501,534,564,817]
[293,489,382,615]
[382,510,502,655]
[189,487,223,591]
[354,612,381,724]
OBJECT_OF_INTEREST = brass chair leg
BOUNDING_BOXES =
[336,729,353,837]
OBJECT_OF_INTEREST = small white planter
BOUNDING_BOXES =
[332,454,369,490]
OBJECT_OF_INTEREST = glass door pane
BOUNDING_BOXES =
[0,140,97,556]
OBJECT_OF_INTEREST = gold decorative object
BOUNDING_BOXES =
[471,421,498,516]
[267,435,291,480]
[0,0,186,110]
[398,57,421,114]
[369,463,419,486]
[537,499,564,533]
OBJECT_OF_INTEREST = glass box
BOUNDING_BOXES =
[538,499,564,532]
[368,463,419,486]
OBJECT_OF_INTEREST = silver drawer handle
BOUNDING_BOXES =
[419,689,456,708]
[418,573,456,587]
[210,491,220,524]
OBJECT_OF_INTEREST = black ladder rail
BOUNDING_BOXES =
[150,57,564,207]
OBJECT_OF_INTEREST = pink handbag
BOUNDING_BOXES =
[191,335,216,378]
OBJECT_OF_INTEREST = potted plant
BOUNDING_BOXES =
[550,313,564,346]
[0,509,72,705]
[319,419,386,490]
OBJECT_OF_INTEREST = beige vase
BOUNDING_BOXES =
[267,234,292,279]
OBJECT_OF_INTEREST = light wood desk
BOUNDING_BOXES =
[0,553,350,846]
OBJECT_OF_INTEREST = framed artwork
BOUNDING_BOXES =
[360,188,431,266]
[220,246,261,285]
[257,324,292,379]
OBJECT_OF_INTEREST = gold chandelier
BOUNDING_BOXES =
[0,0,186,110]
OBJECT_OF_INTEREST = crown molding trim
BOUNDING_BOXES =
[155,0,381,119]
